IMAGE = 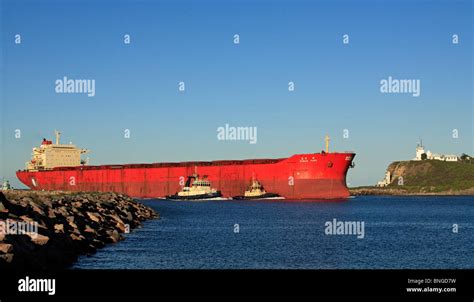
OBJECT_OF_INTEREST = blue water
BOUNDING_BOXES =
[73,196,474,269]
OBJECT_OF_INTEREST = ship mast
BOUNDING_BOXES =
[325,135,330,153]
[55,130,61,145]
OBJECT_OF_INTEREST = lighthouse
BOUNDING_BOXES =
[415,140,425,160]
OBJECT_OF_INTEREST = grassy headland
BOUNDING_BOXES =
[350,159,474,196]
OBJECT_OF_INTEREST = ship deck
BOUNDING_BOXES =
[22,158,287,172]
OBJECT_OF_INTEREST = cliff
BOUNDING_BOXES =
[0,191,158,270]
[351,160,474,195]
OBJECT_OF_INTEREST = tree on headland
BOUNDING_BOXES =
[421,153,427,160]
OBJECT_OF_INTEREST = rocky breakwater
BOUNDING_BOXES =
[0,190,158,270]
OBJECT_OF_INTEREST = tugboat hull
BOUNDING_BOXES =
[232,193,281,200]
[166,191,223,200]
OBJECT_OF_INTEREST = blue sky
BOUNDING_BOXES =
[1,0,472,188]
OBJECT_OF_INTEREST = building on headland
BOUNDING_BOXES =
[376,171,391,187]
[413,141,458,162]
[376,141,460,186]
[1,180,14,190]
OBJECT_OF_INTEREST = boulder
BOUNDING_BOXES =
[29,233,49,246]
[115,222,127,233]
[70,233,83,241]
[29,202,45,216]
[105,229,120,243]
[86,212,101,223]
[54,224,64,233]
[19,215,35,223]
[47,208,56,219]
[0,191,157,270]
[0,253,14,263]
[0,243,13,253]
[83,225,96,234]
[54,207,70,217]
[68,221,78,230]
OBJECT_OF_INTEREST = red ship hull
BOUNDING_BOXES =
[16,152,355,200]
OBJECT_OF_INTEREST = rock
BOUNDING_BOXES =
[54,224,64,233]
[109,213,124,224]
[125,211,133,222]
[29,202,45,216]
[83,225,96,234]
[0,190,157,270]
[29,233,49,246]
[0,192,8,204]
[68,221,78,229]
[54,207,70,217]
[115,222,126,233]
[0,207,8,219]
[100,201,115,209]
[91,239,105,249]
[19,215,35,223]
[70,233,83,241]
[47,208,56,218]
[86,212,101,223]
[0,253,14,263]
[41,199,53,208]
[19,197,32,207]
[0,243,13,253]
[105,229,120,243]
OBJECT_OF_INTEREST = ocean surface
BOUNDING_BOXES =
[73,196,474,269]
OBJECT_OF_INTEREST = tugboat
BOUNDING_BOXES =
[166,173,222,200]
[233,177,281,200]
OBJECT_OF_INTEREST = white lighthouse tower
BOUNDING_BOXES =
[414,140,425,160]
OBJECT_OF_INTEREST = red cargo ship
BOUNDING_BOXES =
[16,132,355,200]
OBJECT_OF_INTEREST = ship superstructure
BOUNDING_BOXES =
[26,131,89,171]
